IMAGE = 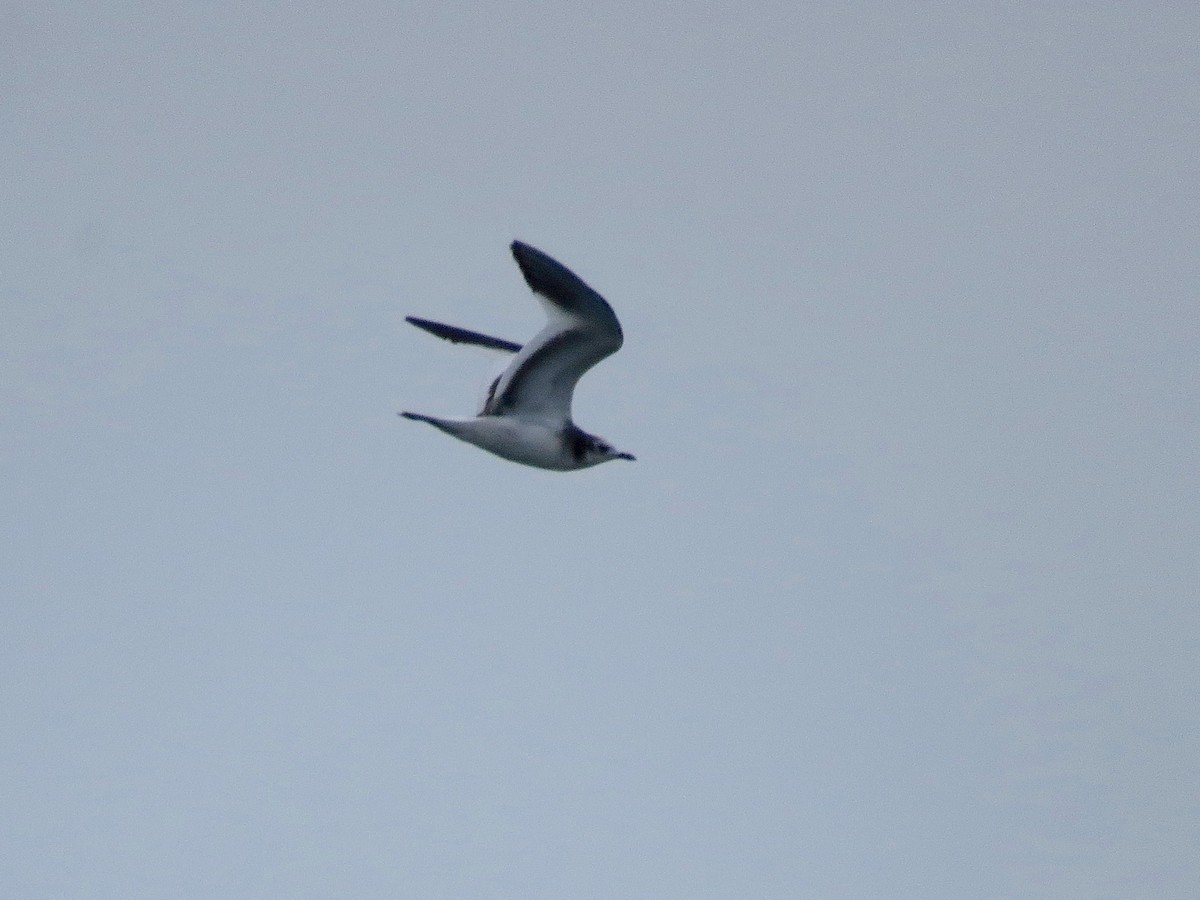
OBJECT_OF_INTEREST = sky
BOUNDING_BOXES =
[3,2,1198,897]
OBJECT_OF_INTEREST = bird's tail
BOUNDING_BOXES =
[399,412,472,440]
[399,411,436,424]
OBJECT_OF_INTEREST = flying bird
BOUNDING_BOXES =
[401,241,635,470]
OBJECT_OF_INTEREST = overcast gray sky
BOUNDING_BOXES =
[3,2,1198,897]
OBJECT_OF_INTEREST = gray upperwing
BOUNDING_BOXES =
[406,316,522,353]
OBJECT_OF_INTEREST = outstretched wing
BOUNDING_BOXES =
[405,316,522,354]
[485,241,623,426]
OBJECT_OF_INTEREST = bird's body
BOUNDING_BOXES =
[401,241,634,471]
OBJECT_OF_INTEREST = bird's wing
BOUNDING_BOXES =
[485,241,623,426]
[405,316,522,353]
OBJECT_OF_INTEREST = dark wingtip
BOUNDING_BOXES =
[510,240,535,276]
[509,240,584,301]
[405,315,432,333]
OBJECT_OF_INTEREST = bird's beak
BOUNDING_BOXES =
[617,452,636,461]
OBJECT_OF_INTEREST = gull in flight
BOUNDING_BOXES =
[401,241,635,471]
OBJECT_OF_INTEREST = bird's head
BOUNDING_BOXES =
[570,428,636,467]
[592,440,637,465]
